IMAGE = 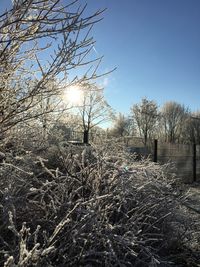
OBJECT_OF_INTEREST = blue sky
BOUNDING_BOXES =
[2,0,200,115]
[83,0,200,114]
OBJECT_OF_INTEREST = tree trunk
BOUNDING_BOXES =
[83,130,89,144]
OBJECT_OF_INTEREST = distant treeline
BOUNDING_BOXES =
[108,98,200,145]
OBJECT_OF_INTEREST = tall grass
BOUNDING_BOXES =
[0,141,194,266]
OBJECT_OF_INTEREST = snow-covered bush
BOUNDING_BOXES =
[0,142,192,266]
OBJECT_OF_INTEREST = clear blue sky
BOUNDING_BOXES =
[84,0,200,114]
[2,0,200,115]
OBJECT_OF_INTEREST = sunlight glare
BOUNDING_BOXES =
[63,86,83,105]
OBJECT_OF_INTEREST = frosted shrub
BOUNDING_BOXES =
[0,142,191,266]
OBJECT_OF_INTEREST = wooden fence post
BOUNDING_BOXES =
[153,139,158,163]
[193,143,196,182]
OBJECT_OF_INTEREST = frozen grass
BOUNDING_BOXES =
[0,141,198,266]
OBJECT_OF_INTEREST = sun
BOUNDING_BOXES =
[63,86,83,105]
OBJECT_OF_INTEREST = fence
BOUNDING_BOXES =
[125,138,200,183]
[9,125,200,182]
[68,133,200,183]
[153,140,200,183]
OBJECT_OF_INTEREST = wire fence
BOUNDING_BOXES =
[113,137,200,183]
[9,126,200,183]
[67,133,200,183]
[155,141,198,183]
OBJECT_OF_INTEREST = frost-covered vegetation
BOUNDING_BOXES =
[0,1,199,266]
[0,139,199,267]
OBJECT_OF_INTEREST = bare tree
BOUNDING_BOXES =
[160,101,188,143]
[182,112,200,144]
[77,83,113,143]
[131,98,158,145]
[0,0,106,136]
[109,113,134,138]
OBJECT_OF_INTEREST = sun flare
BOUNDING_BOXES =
[63,86,83,105]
